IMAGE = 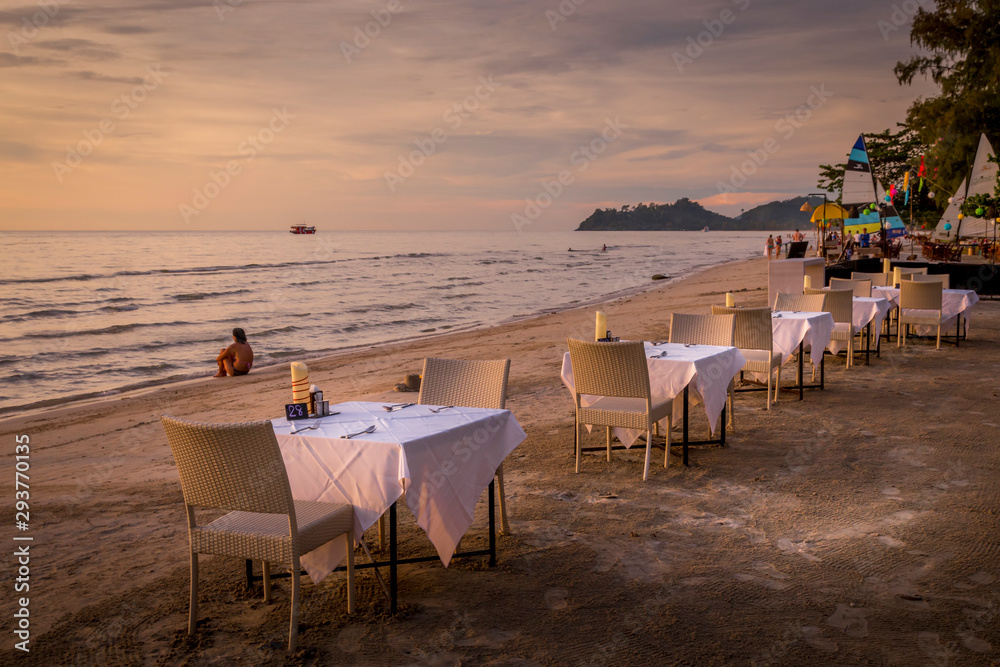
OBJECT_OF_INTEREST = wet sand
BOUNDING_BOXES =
[2,257,999,666]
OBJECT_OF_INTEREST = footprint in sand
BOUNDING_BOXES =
[799,626,838,652]
[337,624,366,653]
[544,587,568,610]
[826,603,869,637]
[918,632,955,664]
[776,537,821,562]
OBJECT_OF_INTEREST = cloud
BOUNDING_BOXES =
[35,38,120,60]
[0,52,64,67]
[69,70,147,85]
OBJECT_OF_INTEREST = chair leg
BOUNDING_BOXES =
[263,561,272,603]
[936,324,941,349]
[774,365,780,404]
[574,419,581,474]
[496,463,511,535]
[289,558,300,651]
[188,551,199,634]
[345,532,355,613]
[606,426,612,462]
[727,385,735,431]
[766,370,772,410]
[642,428,651,481]
[663,417,672,468]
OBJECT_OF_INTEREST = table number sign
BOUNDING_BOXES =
[285,403,311,421]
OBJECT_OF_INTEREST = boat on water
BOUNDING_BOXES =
[290,224,316,234]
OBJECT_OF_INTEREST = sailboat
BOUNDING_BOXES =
[841,135,883,246]
[954,134,998,239]
[931,177,966,241]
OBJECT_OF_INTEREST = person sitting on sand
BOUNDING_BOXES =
[215,327,254,377]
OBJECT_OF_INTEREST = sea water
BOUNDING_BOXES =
[0,230,765,412]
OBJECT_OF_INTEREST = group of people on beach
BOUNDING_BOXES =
[765,229,805,260]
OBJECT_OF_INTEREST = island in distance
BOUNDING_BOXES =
[575,196,823,231]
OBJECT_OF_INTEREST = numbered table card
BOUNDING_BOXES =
[285,403,310,421]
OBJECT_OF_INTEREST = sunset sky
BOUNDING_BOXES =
[0,0,939,231]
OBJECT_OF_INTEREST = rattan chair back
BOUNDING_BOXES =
[668,313,735,346]
[567,339,650,399]
[899,279,943,310]
[851,271,891,287]
[893,266,928,286]
[829,277,872,297]
[710,305,772,351]
[773,292,826,313]
[418,357,510,409]
[162,416,294,517]
[805,288,852,324]
[907,273,950,289]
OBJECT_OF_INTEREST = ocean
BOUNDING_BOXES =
[0,230,766,413]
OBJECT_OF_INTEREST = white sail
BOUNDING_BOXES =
[933,177,967,240]
[841,135,877,207]
[956,134,998,238]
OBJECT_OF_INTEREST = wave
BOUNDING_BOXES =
[0,308,79,322]
[22,321,192,340]
[174,289,251,301]
[346,302,421,314]
[0,251,452,286]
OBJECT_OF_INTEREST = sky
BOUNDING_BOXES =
[0,0,940,231]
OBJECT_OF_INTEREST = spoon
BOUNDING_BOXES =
[341,424,377,439]
[290,425,319,435]
[429,405,454,413]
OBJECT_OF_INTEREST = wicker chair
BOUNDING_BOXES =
[711,306,782,410]
[905,272,950,289]
[850,271,891,287]
[160,415,355,651]
[892,266,928,287]
[773,292,826,313]
[829,277,872,297]
[566,339,674,480]
[417,357,512,535]
[668,313,736,428]
[805,288,856,368]
[897,280,944,348]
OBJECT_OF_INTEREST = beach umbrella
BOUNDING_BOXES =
[809,202,850,223]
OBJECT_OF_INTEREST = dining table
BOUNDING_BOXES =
[872,286,979,344]
[561,341,745,465]
[268,400,526,612]
[770,310,835,400]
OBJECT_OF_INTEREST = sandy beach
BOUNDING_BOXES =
[3,256,999,666]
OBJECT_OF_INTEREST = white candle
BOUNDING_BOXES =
[725,293,735,307]
[595,311,607,341]
[291,362,310,404]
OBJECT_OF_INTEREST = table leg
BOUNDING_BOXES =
[389,502,398,614]
[683,385,689,466]
[864,322,871,365]
[798,341,804,401]
[488,479,496,568]
[957,313,961,347]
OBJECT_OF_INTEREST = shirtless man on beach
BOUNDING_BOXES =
[215,327,254,377]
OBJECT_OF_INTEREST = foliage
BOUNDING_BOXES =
[575,197,821,231]
[894,0,1000,198]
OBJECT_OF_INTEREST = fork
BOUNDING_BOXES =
[341,424,377,439]
[429,405,454,413]
[382,402,415,412]
[648,351,668,359]
[290,424,319,435]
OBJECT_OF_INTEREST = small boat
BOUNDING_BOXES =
[290,224,316,234]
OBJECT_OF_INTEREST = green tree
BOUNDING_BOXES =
[894,0,1000,197]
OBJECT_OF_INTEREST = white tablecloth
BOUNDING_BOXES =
[560,342,745,447]
[872,287,979,335]
[771,311,835,367]
[272,401,526,583]
[828,297,893,355]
